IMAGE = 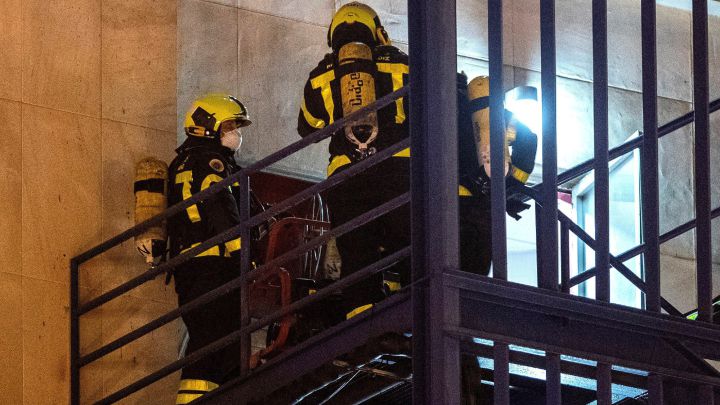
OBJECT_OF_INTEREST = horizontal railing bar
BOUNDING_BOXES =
[80,193,408,365]
[80,246,409,367]
[459,339,648,389]
[77,139,409,315]
[557,212,681,316]
[72,87,408,265]
[566,205,720,289]
[544,96,720,188]
[95,289,410,405]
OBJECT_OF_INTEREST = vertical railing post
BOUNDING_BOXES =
[692,0,712,323]
[408,0,460,403]
[648,374,664,405]
[493,342,510,405]
[489,0,508,281]
[238,173,251,382]
[596,362,612,405]
[641,0,661,313]
[699,385,715,405]
[560,221,570,293]
[70,259,80,405]
[593,0,610,303]
[539,0,559,289]
[546,352,562,404]
[536,203,546,284]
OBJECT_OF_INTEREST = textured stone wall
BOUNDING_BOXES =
[0,0,182,403]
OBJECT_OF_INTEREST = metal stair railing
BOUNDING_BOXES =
[70,87,409,405]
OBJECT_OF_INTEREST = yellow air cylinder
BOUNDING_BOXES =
[134,157,168,264]
[338,42,378,158]
[467,76,510,177]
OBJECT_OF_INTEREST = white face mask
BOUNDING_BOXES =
[221,127,243,154]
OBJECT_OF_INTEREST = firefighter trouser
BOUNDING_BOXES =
[174,257,242,402]
[459,195,492,277]
[324,158,410,316]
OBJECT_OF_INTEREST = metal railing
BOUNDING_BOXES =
[70,88,409,404]
[70,0,720,403]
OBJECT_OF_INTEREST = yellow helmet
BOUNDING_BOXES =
[327,2,390,50]
[183,93,252,138]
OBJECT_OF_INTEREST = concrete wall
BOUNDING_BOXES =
[0,0,182,403]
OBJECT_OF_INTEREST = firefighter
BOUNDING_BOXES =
[457,72,538,275]
[297,2,410,320]
[167,93,253,404]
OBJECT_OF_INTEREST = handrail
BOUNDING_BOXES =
[533,96,720,189]
[79,194,409,367]
[94,250,411,405]
[71,86,408,265]
[567,206,720,289]
[77,138,410,316]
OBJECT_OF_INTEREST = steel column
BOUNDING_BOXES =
[648,374,664,405]
[596,362,612,404]
[493,342,510,404]
[70,259,79,405]
[692,0,713,323]
[489,0,508,280]
[408,0,460,403]
[641,0,661,313]
[546,352,562,404]
[539,0,559,289]
[593,0,610,303]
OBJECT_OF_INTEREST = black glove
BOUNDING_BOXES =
[506,198,531,221]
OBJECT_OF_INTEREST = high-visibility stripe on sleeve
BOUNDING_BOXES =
[310,70,336,125]
[511,166,530,184]
[179,379,218,392]
[458,185,473,196]
[201,173,224,191]
[301,98,326,129]
[181,243,220,257]
[175,171,201,223]
[377,62,409,124]
[225,238,241,254]
[176,393,203,404]
[393,147,411,157]
[327,154,352,177]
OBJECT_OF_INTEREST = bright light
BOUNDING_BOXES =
[505,86,541,136]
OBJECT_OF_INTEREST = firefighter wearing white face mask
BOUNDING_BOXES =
[167,93,257,404]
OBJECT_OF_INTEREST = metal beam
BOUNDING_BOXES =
[408,0,460,403]
[445,271,720,369]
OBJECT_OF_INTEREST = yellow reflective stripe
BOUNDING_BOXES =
[181,243,220,257]
[377,63,409,124]
[176,393,203,404]
[512,166,530,184]
[301,98,326,129]
[179,379,218,392]
[225,237,241,254]
[346,304,373,320]
[310,70,336,125]
[175,171,200,223]
[393,147,411,157]
[384,280,401,292]
[201,173,223,191]
[327,155,352,177]
[505,122,517,143]
[458,185,473,196]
